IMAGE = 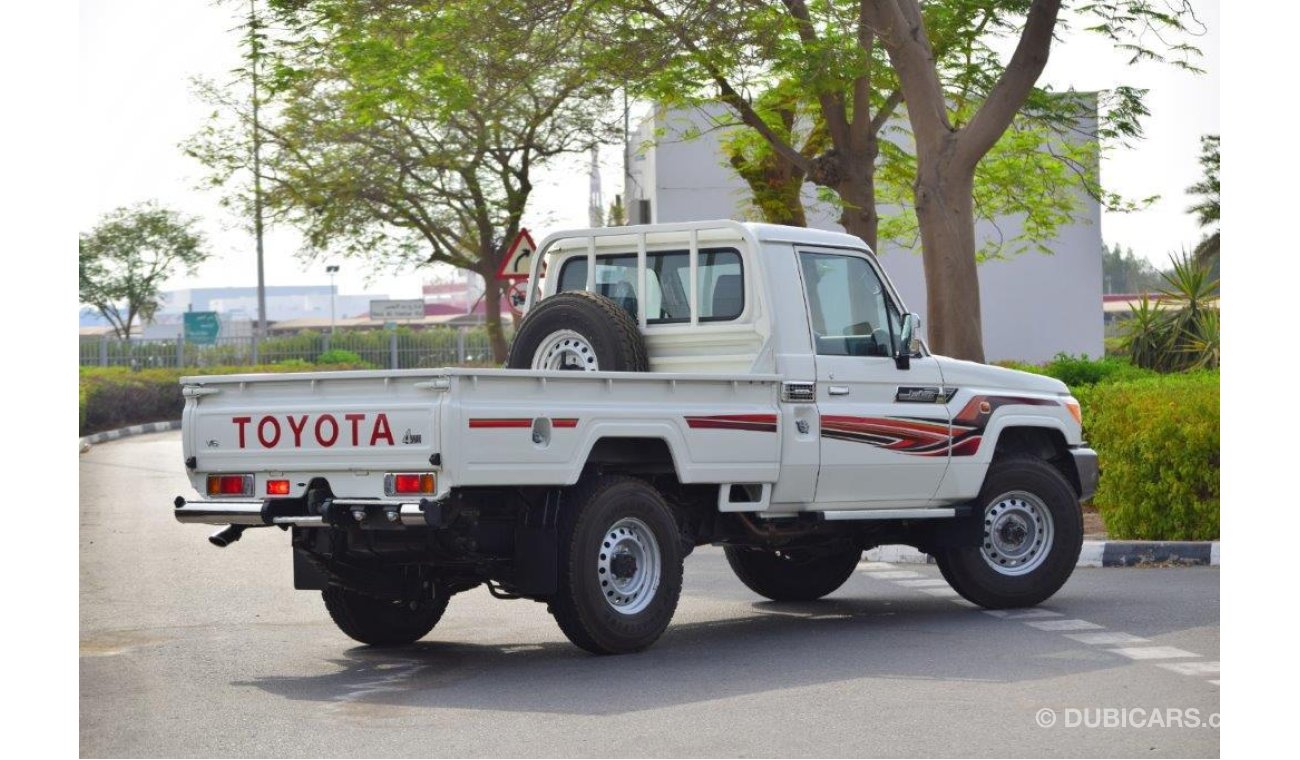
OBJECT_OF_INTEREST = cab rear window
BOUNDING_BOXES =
[557,248,743,324]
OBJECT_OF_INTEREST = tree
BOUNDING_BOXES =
[1188,134,1219,267]
[188,0,615,362]
[1102,243,1164,294]
[594,0,1180,361]
[79,203,209,340]
[864,0,1200,361]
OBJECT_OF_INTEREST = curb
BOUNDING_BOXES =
[866,540,1220,567]
[80,419,182,450]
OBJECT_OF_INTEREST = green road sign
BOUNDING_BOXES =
[183,311,221,345]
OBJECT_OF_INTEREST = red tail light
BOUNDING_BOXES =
[207,474,253,496]
[387,472,437,495]
[266,479,291,495]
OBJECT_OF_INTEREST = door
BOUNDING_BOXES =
[798,250,951,508]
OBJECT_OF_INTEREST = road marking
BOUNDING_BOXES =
[894,578,950,588]
[1208,679,1220,686]
[983,609,1063,620]
[920,587,960,597]
[1108,646,1200,660]
[864,570,924,579]
[1025,619,1105,632]
[949,598,978,607]
[1063,631,1150,645]
[1158,661,1220,676]
[857,562,897,571]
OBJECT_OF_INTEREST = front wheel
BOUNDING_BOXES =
[935,456,1083,609]
[724,545,862,602]
[549,476,684,654]
[322,586,450,646]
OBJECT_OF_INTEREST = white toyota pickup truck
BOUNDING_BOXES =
[174,220,1097,654]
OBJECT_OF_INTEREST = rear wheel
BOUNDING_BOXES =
[322,586,450,646]
[507,291,649,372]
[724,545,862,602]
[549,476,684,654]
[935,456,1083,609]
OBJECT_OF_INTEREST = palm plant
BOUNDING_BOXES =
[1121,251,1220,372]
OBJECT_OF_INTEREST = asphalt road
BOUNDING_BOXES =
[81,431,1219,758]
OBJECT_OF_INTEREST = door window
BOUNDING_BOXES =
[799,252,901,357]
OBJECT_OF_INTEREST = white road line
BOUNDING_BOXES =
[1025,619,1105,632]
[895,579,950,588]
[1159,661,1220,677]
[1208,679,1220,686]
[1063,631,1150,646]
[983,609,1064,620]
[1108,646,1200,660]
[921,587,960,597]
[863,570,924,579]
[949,598,978,608]
[857,562,897,571]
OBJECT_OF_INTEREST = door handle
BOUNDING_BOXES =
[828,385,850,396]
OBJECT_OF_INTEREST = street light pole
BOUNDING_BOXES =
[249,0,267,364]
[326,265,340,335]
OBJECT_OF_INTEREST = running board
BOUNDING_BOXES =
[819,508,957,521]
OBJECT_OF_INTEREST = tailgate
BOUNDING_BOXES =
[183,370,444,473]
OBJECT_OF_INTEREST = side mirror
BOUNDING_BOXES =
[895,312,920,370]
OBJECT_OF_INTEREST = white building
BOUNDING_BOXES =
[625,104,1103,363]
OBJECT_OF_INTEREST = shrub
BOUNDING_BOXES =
[317,348,368,366]
[78,363,368,436]
[1080,372,1219,540]
[998,354,1155,387]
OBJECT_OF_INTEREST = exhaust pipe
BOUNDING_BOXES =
[209,524,247,548]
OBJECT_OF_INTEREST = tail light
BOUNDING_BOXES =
[385,472,437,496]
[207,474,253,497]
[266,479,291,496]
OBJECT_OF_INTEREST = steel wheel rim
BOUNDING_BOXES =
[596,517,661,615]
[532,329,599,371]
[980,490,1054,576]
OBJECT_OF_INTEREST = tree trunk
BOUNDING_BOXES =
[913,148,985,363]
[836,172,879,250]
[480,271,509,364]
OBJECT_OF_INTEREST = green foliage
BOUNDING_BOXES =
[1122,253,1220,372]
[1078,372,1219,540]
[1187,134,1220,268]
[1011,353,1158,386]
[187,0,613,362]
[1102,243,1166,294]
[78,363,368,436]
[316,348,368,366]
[79,202,209,339]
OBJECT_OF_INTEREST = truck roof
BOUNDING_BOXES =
[540,220,873,255]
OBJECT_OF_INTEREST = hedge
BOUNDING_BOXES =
[78,364,368,436]
[1074,371,1219,540]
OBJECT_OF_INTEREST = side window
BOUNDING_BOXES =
[557,248,743,324]
[799,252,900,357]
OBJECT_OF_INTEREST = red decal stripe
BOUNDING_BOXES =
[469,417,580,429]
[468,418,532,429]
[686,414,778,432]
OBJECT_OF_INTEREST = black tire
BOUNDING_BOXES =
[550,475,684,654]
[507,291,649,372]
[934,456,1083,609]
[322,586,450,647]
[724,545,862,602]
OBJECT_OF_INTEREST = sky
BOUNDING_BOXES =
[79,0,1220,305]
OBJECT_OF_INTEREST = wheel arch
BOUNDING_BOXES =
[985,423,1082,496]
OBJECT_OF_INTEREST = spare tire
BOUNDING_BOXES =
[507,291,649,372]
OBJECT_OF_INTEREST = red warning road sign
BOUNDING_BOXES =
[495,229,539,281]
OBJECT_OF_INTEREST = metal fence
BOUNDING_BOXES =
[78,327,502,370]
